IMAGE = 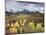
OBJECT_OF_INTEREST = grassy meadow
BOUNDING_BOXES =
[5,11,44,34]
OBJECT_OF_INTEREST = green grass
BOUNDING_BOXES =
[5,14,44,33]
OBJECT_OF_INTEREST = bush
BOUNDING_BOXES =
[36,23,44,32]
[28,22,35,32]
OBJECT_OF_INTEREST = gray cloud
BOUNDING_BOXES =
[6,0,44,13]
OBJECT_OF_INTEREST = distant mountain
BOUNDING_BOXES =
[5,9,44,15]
[5,11,15,15]
[16,9,37,14]
[5,11,9,13]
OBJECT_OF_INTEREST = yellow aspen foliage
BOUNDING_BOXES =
[9,27,17,33]
[14,21,19,27]
[7,23,10,26]
[20,20,22,24]
[11,23,14,27]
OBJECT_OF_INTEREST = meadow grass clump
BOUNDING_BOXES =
[36,23,44,32]
[28,22,35,32]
